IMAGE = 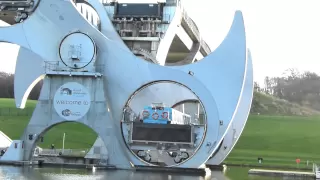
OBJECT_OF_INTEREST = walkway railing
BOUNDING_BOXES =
[37,148,89,157]
[43,61,105,74]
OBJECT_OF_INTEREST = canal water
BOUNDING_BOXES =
[0,166,312,180]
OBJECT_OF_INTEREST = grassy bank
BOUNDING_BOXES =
[225,115,320,169]
[1,98,320,168]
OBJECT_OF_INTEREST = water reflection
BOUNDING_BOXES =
[0,166,43,180]
[40,169,203,180]
[0,165,313,180]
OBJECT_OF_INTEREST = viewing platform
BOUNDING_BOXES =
[43,61,104,77]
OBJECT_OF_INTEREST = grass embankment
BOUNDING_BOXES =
[0,98,96,150]
[225,115,320,169]
[1,97,320,168]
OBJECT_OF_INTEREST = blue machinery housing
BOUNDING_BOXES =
[141,103,191,125]
[132,103,194,144]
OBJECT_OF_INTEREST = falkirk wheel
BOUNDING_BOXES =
[0,0,252,169]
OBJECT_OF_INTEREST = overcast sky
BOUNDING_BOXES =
[183,0,320,86]
[1,0,319,86]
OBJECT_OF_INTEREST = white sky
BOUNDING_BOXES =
[1,0,320,86]
[183,0,320,86]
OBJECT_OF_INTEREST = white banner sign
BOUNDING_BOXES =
[53,82,91,120]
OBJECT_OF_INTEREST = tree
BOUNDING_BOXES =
[0,72,41,100]
[265,69,320,110]
[254,81,261,92]
[264,76,271,94]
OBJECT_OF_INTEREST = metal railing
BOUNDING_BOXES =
[43,61,105,74]
[111,14,171,36]
[37,148,89,157]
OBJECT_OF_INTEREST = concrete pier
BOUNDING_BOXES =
[248,169,315,178]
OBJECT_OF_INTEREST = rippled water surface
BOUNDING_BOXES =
[0,166,313,180]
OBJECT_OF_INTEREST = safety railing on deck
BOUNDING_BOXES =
[43,61,105,74]
[38,149,89,157]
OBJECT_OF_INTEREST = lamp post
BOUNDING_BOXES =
[62,133,66,153]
